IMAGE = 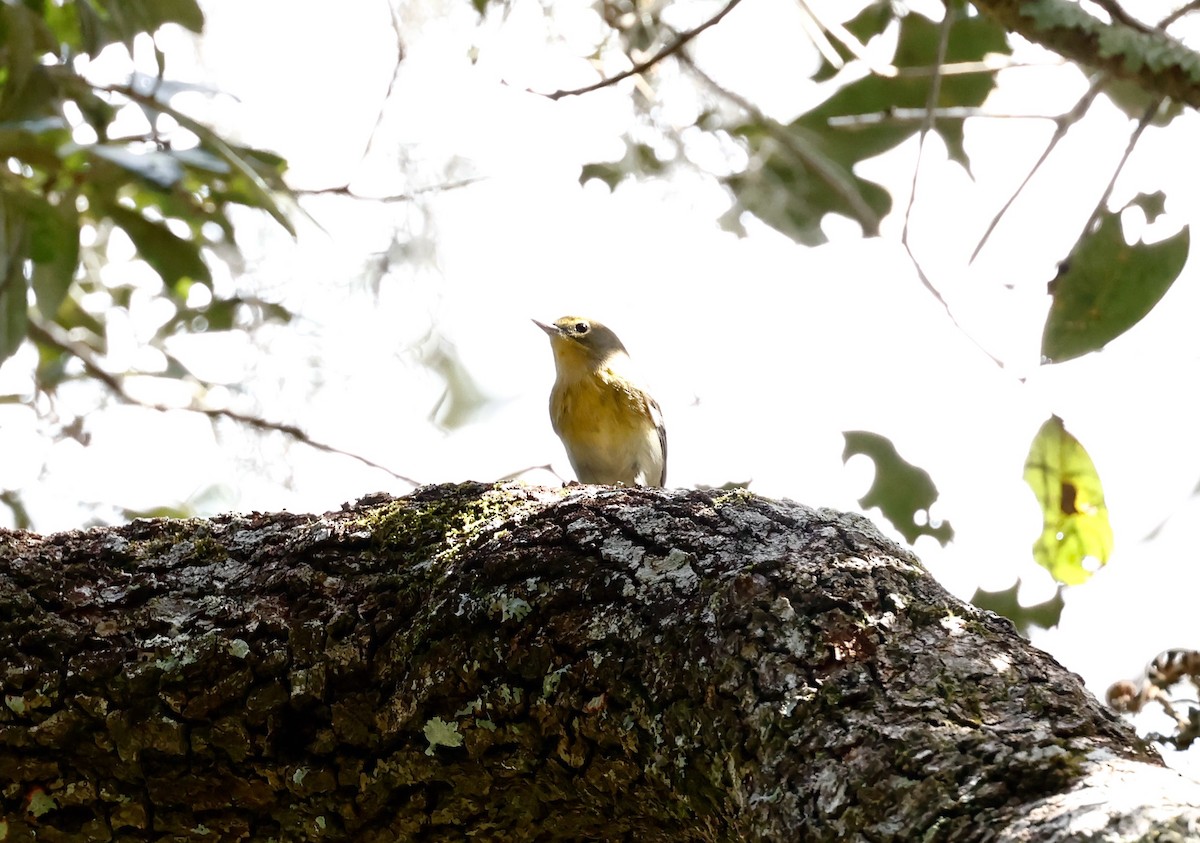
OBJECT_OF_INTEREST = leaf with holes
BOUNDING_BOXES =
[843,430,953,546]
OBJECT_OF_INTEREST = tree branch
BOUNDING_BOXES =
[2,483,1196,838]
[968,0,1200,109]
[543,0,745,100]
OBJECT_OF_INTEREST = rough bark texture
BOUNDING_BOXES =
[970,0,1200,109]
[0,483,1196,841]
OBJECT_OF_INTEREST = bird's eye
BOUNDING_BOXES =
[573,322,589,334]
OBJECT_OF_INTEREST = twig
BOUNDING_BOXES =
[296,177,484,203]
[544,0,744,100]
[1078,97,1160,237]
[793,0,897,77]
[892,8,1004,370]
[355,2,407,167]
[969,75,1108,264]
[899,5,956,317]
[26,319,422,487]
[827,107,1059,127]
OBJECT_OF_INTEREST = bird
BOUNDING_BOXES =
[533,315,666,487]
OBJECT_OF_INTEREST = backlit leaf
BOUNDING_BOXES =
[1023,415,1113,585]
[106,203,211,286]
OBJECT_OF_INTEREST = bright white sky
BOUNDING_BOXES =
[3,0,1200,768]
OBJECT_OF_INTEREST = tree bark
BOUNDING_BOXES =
[0,483,1196,841]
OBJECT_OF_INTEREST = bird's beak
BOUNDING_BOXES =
[532,319,558,337]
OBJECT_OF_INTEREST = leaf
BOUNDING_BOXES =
[1130,190,1168,224]
[0,195,29,365]
[813,2,897,82]
[1102,79,1183,126]
[842,430,953,546]
[83,145,185,190]
[728,9,1011,245]
[105,203,211,286]
[0,5,38,115]
[1023,415,1113,585]
[580,142,664,190]
[165,113,296,235]
[725,121,891,245]
[1042,199,1189,363]
[971,579,1065,635]
[27,194,80,318]
[808,10,1009,161]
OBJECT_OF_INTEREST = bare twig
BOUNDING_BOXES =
[26,319,422,487]
[969,75,1108,264]
[793,0,897,77]
[892,59,1063,76]
[296,177,484,203]
[899,5,960,323]
[353,2,407,167]
[1078,97,1160,237]
[828,107,1059,127]
[544,0,744,100]
[892,8,1004,369]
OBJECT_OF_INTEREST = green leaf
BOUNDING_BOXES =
[1102,79,1183,126]
[147,102,296,235]
[105,203,211,286]
[28,194,80,318]
[842,430,954,546]
[0,268,28,365]
[971,579,1065,635]
[813,2,896,82]
[1130,190,1168,223]
[0,5,38,115]
[82,145,185,190]
[1042,199,1189,363]
[0,194,29,364]
[79,0,205,52]
[580,142,664,190]
[807,12,1009,166]
[1023,415,1113,585]
[725,121,891,245]
[728,10,1011,245]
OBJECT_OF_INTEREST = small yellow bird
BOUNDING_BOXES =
[533,316,666,487]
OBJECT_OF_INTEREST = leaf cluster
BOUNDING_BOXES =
[0,0,293,384]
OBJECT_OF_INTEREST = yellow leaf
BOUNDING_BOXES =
[1023,415,1113,585]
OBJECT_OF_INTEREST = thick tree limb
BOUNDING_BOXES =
[969,0,1200,109]
[0,484,1196,839]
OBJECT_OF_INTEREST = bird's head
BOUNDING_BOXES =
[533,316,629,371]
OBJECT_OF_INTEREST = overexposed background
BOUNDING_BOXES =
[2,0,1199,766]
